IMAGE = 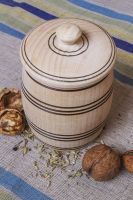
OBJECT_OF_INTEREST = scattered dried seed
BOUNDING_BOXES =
[68,169,83,178]
[1,89,88,188]
[22,146,30,156]
[40,172,53,179]
[13,146,19,151]
[12,140,23,151]
[33,161,39,170]
[11,125,84,187]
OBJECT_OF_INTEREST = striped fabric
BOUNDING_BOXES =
[0,167,52,200]
[0,1,133,199]
[0,0,133,85]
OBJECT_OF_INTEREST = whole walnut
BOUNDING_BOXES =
[0,88,22,111]
[122,150,133,174]
[82,144,121,181]
[0,109,25,135]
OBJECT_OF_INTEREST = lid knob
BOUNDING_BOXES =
[56,23,82,45]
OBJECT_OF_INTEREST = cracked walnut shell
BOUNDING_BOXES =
[0,88,23,111]
[0,88,9,111]
[82,144,121,181]
[0,109,25,135]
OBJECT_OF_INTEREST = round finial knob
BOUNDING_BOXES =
[56,23,82,45]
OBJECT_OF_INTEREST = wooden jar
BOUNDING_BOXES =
[20,18,116,148]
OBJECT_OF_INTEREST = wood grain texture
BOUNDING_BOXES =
[21,70,113,148]
[20,18,116,89]
[20,18,116,148]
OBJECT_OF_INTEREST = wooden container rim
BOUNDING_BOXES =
[20,18,116,90]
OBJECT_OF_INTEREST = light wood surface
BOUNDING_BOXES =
[20,18,116,148]
[56,23,82,45]
[21,18,116,89]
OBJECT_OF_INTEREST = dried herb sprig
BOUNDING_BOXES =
[22,128,34,141]
[33,161,39,170]
[12,137,31,156]
[12,125,85,187]
[22,138,28,154]
[12,140,23,151]
[68,169,83,178]
[40,171,54,188]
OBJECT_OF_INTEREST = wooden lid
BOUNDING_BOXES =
[21,18,116,90]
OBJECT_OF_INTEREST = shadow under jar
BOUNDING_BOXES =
[20,18,116,149]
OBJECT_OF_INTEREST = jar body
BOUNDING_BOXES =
[22,69,114,148]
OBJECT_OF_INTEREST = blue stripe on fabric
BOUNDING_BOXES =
[113,37,133,53]
[0,166,53,200]
[0,23,25,39]
[68,0,133,24]
[0,0,57,20]
[0,22,133,54]
[114,70,133,86]
[0,1,133,53]
[0,24,133,86]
